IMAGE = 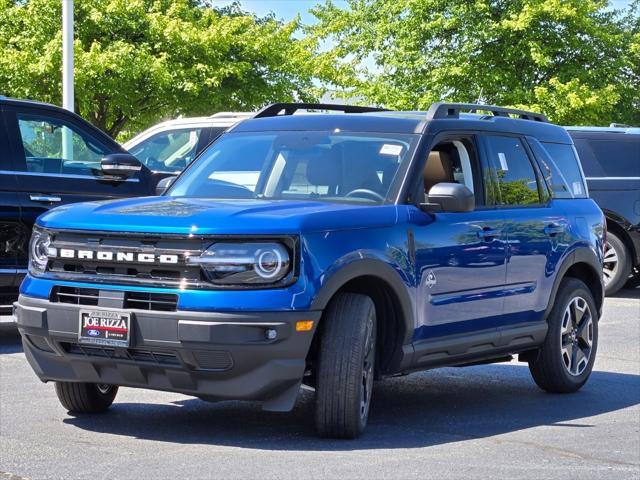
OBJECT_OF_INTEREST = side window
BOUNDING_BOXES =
[574,137,639,178]
[484,135,541,206]
[129,128,202,173]
[423,138,480,204]
[16,114,109,175]
[538,142,587,198]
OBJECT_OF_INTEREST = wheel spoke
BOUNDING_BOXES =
[570,345,579,374]
[604,247,618,262]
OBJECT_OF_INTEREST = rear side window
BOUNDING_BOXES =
[538,142,587,199]
[483,135,541,206]
[573,137,640,178]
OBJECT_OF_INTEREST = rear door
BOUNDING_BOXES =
[480,134,566,326]
[3,104,152,273]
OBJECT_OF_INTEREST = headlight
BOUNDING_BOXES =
[28,228,54,275]
[188,242,292,285]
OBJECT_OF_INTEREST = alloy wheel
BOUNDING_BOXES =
[96,384,113,395]
[560,296,594,376]
[360,314,376,420]
[603,241,619,287]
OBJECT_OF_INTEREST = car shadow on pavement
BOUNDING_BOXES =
[611,284,640,300]
[63,363,640,450]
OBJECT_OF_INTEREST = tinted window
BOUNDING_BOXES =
[484,135,541,205]
[574,137,640,178]
[538,142,587,198]
[129,128,202,173]
[16,114,109,175]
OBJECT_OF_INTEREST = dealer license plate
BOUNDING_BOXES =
[78,309,131,347]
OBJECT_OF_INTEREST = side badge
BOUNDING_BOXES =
[426,270,437,289]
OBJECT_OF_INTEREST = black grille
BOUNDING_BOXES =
[51,286,178,312]
[192,350,234,371]
[124,291,179,312]
[61,342,180,366]
[45,231,206,288]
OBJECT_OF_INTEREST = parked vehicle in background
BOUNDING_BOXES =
[0,97,170,315]
[124,113,252,174]
[16,103,605,438]
[566,125,640,295]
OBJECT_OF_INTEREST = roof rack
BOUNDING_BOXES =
[609,122,632,128]
[426,102,549,123]
[254,102,388,118]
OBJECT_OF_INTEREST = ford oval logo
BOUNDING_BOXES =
[87,329,101,337]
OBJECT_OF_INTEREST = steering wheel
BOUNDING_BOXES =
[344,188,385,202]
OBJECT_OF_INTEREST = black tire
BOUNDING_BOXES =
[55,382,118,413]
[529,278,598,393]
[314,292,377,439]
[604,231,632,296]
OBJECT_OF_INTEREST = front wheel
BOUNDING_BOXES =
[529,278,598,393]
[314,292,377,439]
[55,382,118,413]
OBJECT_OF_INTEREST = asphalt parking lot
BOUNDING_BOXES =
[1,286,638,480]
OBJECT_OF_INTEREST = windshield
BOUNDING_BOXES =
[167,131,419,204]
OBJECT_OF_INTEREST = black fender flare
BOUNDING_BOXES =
[310,258,415,345]
[543,246,604,321]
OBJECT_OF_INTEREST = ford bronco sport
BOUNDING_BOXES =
[15,102,605,439]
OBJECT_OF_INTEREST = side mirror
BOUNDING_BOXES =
[156,176,177,196]
[420,183,475,213]
[100,153,142,178]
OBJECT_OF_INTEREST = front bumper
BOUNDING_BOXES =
[15,295,321,411]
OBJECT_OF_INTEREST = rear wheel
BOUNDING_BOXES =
[314,292,376,439]
[55,382,118,413]
[529,278,598,393]
[603,231,632,296]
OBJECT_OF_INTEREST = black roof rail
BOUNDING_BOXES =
[254,102,388,118]
[426,102,549,123]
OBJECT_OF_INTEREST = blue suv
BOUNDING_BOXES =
[15,103,605,438]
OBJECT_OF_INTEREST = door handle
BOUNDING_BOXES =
[29,195,62,203]
[544,223,565,236]
[477,228,502,240]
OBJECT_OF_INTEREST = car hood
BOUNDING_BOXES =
[37,196,403,235]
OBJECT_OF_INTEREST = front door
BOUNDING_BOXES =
[411,136,507,342]
[0,109,21,311]
[3,105,152,274]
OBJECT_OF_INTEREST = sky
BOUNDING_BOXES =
[212,0,634,24]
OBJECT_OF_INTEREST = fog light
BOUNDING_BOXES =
[265,328,277,340]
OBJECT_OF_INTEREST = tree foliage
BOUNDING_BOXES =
[310,0,640,125]
[0,0,315,138]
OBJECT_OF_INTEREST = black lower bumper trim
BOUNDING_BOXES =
[16,294,321,411]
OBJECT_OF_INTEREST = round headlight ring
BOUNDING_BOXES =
[254,247,284,279]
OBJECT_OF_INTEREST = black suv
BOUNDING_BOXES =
[0,97,168,314]
[567,126,640,295]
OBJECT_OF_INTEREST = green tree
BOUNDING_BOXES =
[309,0,640,125]
[0,0,315,138]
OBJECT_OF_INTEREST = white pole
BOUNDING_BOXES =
[61,0,74,159]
